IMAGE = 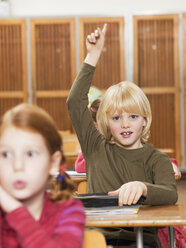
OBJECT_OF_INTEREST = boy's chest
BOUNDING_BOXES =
[88,149,153,183]
[114,157,151,182]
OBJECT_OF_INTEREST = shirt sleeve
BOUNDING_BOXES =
[66,62,102,157]
[5,200,85,248]
[143,152,178,205]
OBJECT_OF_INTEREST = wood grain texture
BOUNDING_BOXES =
[30,18,75,130]
[133,14,180,163]
[0,19,27,116]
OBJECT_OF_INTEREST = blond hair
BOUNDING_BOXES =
[97,81,152,143]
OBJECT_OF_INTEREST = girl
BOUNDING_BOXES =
[67,24,177,247]
[0,103,85,248]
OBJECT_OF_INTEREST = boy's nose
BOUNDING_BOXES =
[121,118,130,128]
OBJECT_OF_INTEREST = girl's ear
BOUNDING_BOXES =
[49,151,62,176]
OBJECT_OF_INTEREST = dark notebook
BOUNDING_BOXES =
[74,193,146,208]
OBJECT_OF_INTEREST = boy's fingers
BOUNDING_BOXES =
[102,23,107,35]
[87,35,91,42]
[108,189,119,196]
[87,24,106,43]
[87,34,95,44]
[95,29,99,38]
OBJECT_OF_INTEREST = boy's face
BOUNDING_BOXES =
[107,111,146,149]
[0,126,57,204]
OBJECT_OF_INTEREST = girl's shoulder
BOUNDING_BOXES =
[39,196,85,233]
[54,199,85,224]
[40,196,85,225]
[42,194,85,219]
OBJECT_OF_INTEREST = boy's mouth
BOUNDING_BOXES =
[120,131,133,137]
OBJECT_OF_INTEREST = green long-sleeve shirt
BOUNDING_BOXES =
[67,62,177,206]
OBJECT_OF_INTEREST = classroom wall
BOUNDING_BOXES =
[1,0,186,169]
[8,0,186,17]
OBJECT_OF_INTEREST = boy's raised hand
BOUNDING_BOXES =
[84,24,107,66]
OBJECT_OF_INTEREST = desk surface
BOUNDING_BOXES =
[86,204,186,227]
[71,176,87,182]
[67,171,87,183]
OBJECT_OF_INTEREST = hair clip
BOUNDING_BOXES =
[60,164,66,174]
[57,174,64,183]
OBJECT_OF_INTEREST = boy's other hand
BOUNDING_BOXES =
[108,181,147,206]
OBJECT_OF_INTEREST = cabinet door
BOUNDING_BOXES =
[183,13,186,166]
[0,19,27,116]
[30,18,76,130]
[79,17,125,90]
[133,15,180,162]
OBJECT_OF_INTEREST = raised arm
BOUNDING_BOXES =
[84,24,107,66]
[66,24,107,156]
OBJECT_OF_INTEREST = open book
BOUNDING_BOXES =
[66,170,86,177]
[75,193,145,215]
[85,205,141,215]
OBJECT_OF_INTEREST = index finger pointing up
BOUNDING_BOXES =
[102,23,107,35]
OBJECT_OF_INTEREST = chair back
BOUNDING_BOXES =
[77,181,87,194]
[82,230,107,248]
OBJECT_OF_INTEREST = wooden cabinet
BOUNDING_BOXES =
[30,18,76,130]
[133,14,180,161]
[0,15,185,165]
[0,19,27,117]
[79,17,125,90]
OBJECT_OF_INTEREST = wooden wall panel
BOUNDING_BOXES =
[134,15,180,162]
[0,19,28,115]
[37,97,71,130]
[148,94,175,158]
[183,13,186,165]
[136,19,174,87]
[30,18,75,130]
[79,17,125,89]
[0,98,23,117]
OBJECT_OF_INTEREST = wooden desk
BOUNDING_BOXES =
[86,204,186,248]
[70,175,87,183]
[66,171,87,189]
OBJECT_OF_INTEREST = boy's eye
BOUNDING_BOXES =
[130,114,139,119]
[0,151,12,159]
[112,116,120,120]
